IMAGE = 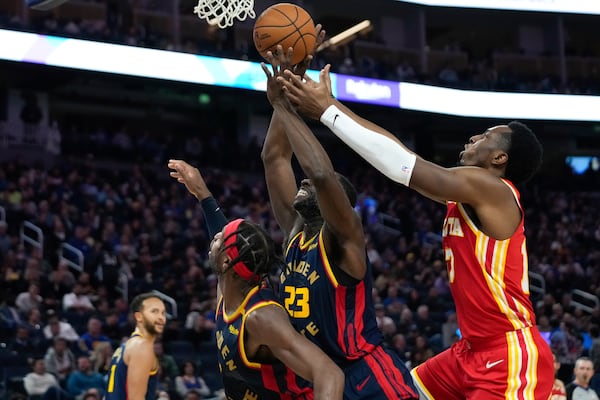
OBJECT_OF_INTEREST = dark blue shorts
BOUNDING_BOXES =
[343,346,418,399]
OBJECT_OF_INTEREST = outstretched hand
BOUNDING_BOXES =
[260,45,295,106]
[278,64,334,120]
[292,24,325,78]
[167,159,211,200]
[261,24,326,107]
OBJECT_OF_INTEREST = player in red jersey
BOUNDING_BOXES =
[275,65,554,399]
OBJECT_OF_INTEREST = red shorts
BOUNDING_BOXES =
[411,327,553,400]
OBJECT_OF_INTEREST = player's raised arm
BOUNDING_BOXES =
[260,90,299,238]
[260,27,326,240]
[168,159,228,239]
[280,67,512,208]
[244,304,344,400]
[265,47,366,279]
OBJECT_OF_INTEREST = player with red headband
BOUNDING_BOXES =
[168,159,344,400]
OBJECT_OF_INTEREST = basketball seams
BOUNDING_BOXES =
[272,5,299,24]
[256,17,315,54]
[253,3,316,64]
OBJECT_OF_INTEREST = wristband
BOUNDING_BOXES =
[200,196,228,239]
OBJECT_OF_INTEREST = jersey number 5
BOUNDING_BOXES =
[445,247,455,283]
[283,286,310,318]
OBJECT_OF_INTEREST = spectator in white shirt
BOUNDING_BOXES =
[24,358,74,400]
[43,310,80,343]
[62,283,95,313]
[16,282,43,315]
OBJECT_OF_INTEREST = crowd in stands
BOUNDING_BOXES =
[1,115,600,399]
[1,2,599,94]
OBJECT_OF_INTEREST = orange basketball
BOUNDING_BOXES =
[253,3,316,66]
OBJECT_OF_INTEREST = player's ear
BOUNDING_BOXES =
[491,150,508,167]
[133,310,142,323]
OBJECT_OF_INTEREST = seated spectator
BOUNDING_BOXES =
[0,293,22,335]
[15,282,43,315]
[10,324,41,358]
[66,356,105,399]
[90,341,113,374]
[24,358,74,400]
[43,309,80,343]
[78,316,111,355]
[42,261,76,309]
[81,388,101,400]
[44,337,76,384]
[183,299,216,344]
[154,341,179,392]
[102,309,127,343]
[24,307,46,348]
[375,303,396,338]
[175,361,211,399]
[183,389,203,400]
[63,283,95,314]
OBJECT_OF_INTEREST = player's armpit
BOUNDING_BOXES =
[245,305,344,400]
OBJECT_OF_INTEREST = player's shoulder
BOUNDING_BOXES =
[124,335,153,357]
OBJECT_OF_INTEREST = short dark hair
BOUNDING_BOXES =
[130,293,161,314]
[336,173,357,206]
[223,220,278,281]
[504,121,543,184]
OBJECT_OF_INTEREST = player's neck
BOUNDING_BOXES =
[134,326,156,341]
[302,219,322,239]
[221,277,253,314]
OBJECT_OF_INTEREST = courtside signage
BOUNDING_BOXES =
[393,0,600,14]
[336,76,400,107]
[1,29,600,121]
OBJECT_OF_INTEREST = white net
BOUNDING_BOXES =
[193,0,255,29]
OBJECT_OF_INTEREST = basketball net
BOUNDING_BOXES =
[193,0,255,29]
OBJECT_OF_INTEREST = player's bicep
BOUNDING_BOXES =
[410,160,500,205]
[245,305,331,383]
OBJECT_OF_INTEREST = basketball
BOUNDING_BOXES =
[253,3,316,66]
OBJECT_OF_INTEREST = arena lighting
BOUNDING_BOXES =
[392,0,600,15]
[316,20,373,52]
[2,29,600,121]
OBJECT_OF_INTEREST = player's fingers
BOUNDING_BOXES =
[322,64,333,93]
[277,77,298,95]
[265,52,278,74]
[315,24,326,49]
[283,70,304,87]
[260,62,272,78]
[283,89,301,105]
[285,46,294,67]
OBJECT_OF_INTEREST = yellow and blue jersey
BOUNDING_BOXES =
[215,286,313,400]
[105,331,159,400]
[283,229,383,366]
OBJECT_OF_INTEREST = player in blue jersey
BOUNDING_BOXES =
[259,48,418,399]
[105,292,166,400]
[168,159,344,400]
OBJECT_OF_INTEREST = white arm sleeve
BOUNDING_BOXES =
[320,105,417,186]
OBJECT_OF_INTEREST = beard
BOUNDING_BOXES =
[293,195,321,221]
[143,318,161,336]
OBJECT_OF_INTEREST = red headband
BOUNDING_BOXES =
[223,219,260,282]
